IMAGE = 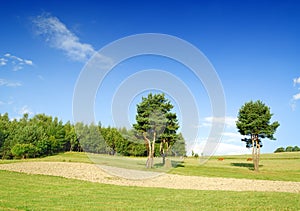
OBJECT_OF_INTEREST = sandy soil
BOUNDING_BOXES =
[0,161,299,193]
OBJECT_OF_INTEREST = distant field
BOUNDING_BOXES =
[0,170,299,210]
[1,151,299,181]
[171,152,300,182]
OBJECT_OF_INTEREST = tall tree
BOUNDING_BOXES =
[133,93,179,168]
[171,133,186,157]
[236,100,280,171]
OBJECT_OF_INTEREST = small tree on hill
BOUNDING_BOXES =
[274,147,285,153]
[236,100,280,171]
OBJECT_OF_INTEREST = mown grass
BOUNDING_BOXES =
[1,151,299,181]
[170,152,300,182]
[0,170,299,211]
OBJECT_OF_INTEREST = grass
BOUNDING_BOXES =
[1,151,299,181]
[0,170,299,211]
[170,152,300,182]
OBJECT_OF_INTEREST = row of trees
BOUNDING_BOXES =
[0,111,186,160]
[274,146,300,153]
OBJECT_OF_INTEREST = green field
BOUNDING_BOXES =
[3,151,298,181]
[0,152,299,210]
[171,152,300,182]
[0,170,299,210]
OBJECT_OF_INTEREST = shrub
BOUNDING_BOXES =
[11,143,38,159]
[292,146,300,152]
[285,146,293,152]
[274,147,285,153]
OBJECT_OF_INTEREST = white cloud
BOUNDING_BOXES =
[32,13,96,62]
[0,78,22,87]
[1,53,33,71]
[0,58,7,66]
[24,60,33,65]
[291,77,300,110]
[0,99,13,106]
[199,116,237,128]
[293,93,300,100]
[32,13,113,67]
[190,140,250,156]
[293,77,300,86]
[18,105,34,116]
[222,132,243,139]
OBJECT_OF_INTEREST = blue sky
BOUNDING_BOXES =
[1,0,300,155]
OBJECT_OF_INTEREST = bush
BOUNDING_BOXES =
[285,146,293,152]
[292,146,300,152]
[11,143,38,159]
[274,147,285,153]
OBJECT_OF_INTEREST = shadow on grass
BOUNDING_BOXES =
[231,163,263,170]
[153,160,184,169]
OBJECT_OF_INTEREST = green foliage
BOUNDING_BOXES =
[274,147,285,153]
[11,143,38,159]
[236,100,279,139]
[292,146,300,151]
[171,133,186,156]
[285,146,293,152]
[0,113,72,159]
[75,122,107,154]
[133,93,179,142]
[274,146,300,153]
[0,108,185,159]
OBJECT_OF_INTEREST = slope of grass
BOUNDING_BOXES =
[1,151,299,181]
[170,152,300,182]
[0,170,299,211]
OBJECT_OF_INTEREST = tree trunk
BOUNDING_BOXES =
[251,135,255,170]
[257,142,260,171]
[160,142,165,165]
[252,134,259,172]
[150,131,156,168]
[143,133,152,168]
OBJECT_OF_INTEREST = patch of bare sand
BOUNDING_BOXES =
[0,162,299,193]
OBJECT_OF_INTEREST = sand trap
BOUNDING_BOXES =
[0,162,299,193]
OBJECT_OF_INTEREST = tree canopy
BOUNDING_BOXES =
[236,100,279,139]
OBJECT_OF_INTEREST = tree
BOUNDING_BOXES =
[171,133,186,157]
[133,93,179,168]
[285,146,293,152]
[292,146,300,152]
[75,122,107,154]
[236,100,280,171]
[274,147,285,153]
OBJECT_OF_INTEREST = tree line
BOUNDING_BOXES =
[274,146,300,153]
[0,112,186,159]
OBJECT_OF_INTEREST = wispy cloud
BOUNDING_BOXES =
[293,93,300,100]
[0,78,22,87]
[197,116,237,128]
[291,76,300,110]
[0,58,7,66]
[32,13,96,62]
[293,77,300,86]
[190,140,250,156]
[0,99,13,106]
[18,105,34,116]
[0,53,33,71]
